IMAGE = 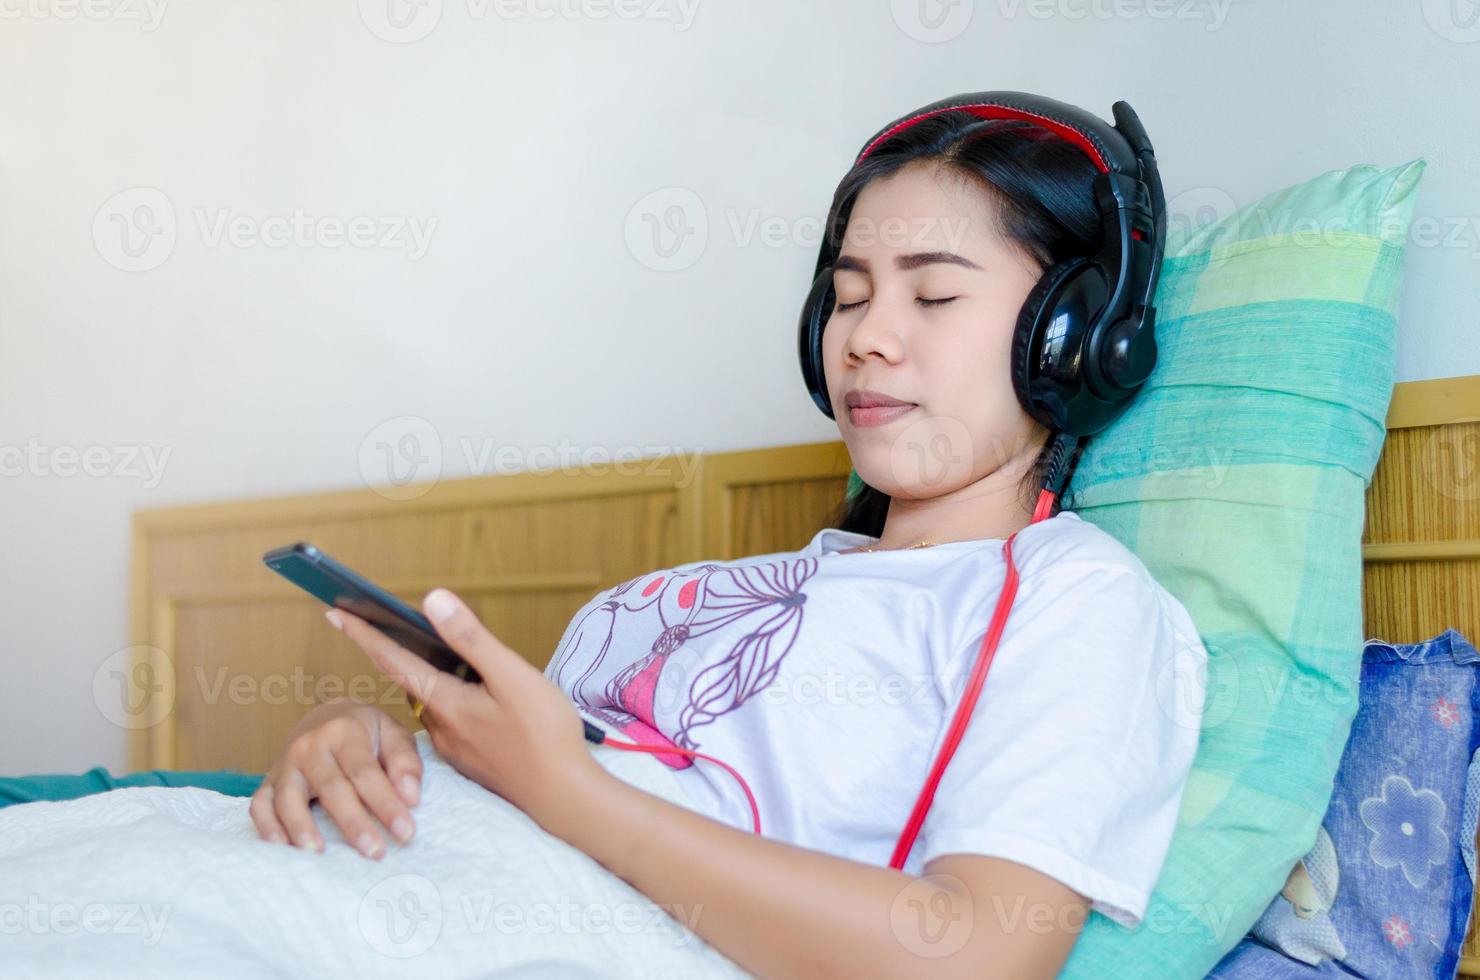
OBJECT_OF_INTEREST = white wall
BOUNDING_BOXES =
[2,0,1476,774]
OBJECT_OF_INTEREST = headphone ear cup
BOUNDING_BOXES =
[798,266,836,419]
[1011,257,1094,431]
[1094,313,1158,392]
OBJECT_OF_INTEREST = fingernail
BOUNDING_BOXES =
[392,817,414,843]
[325,610,344,631]
[267,831,286,845]
[357,833,384,858]
[399,776,420,806]
[425,589,456,622]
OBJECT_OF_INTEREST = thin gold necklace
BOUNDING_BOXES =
[848,538,938,554]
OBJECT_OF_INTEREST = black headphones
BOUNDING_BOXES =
[797,91,1167,438]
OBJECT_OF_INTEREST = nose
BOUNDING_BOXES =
[839,296,905,366]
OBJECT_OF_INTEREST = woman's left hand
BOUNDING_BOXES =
[327,588,600,829]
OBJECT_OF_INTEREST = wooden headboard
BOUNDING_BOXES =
[1360,374,1479,643]
[127,440,856,772]
[127,374,1480,962]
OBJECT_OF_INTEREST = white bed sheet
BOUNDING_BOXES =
[0,727,755,979]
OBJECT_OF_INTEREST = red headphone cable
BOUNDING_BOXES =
[886,486,1058,868]
[583,726,763,837]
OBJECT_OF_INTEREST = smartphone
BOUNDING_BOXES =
[262,542,480,684]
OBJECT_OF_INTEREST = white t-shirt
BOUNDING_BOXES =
[544,509,1208,928]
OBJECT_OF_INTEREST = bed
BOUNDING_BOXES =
[125,372,1480,971]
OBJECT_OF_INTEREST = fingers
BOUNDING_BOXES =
[300,748,387,859]
[272,770,325,853]
[248,779,288,845]
[329,609,453,712]
[378,714,424,807]
[423,588,530,698]
[255,706,423,859]
[334,735,417,848]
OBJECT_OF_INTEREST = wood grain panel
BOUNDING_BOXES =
[1363,422,1480,546]
[702,441,853,560]
[130,458,707,773]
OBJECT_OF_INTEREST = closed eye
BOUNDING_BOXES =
[835,297,958,313]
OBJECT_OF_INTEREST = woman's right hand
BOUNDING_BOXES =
[249,700,422,859]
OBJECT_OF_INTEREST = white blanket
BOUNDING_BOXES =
[0,732,755,979]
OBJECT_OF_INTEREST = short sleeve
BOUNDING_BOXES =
[917,555,1208,929]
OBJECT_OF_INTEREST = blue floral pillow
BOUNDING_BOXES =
[1208,629,1480,979]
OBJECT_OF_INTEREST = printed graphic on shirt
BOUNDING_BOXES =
[548,556,817,768]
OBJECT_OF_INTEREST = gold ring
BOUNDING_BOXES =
[410,697,425,721]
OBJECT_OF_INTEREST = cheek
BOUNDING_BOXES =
[822,316,849,364]
[820,322,849,400]
[918,306,1016,402]
[820,321,838,362]
[917,309,1031,462]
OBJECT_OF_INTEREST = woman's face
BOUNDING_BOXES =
[822,161,1047,501]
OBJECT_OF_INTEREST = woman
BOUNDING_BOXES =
[246,99,1209,979]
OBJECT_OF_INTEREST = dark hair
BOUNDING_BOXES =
[820,110,1103,536]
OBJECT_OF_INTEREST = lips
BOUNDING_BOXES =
[842,387,917,427]
[847,403,916,427]
[844,389,912,409]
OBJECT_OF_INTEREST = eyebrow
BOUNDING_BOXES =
[833,251,982,274]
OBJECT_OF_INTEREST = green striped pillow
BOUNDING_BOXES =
[849,159,1426,976]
